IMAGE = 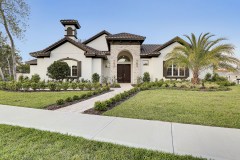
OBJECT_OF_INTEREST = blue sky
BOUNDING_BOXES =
[15,0,240,61]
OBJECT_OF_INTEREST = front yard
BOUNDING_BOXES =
[0,124,203,160]
[104,86,240,129]
[0,90,90,109]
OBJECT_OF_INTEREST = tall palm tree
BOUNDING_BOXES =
[165,33,240,84]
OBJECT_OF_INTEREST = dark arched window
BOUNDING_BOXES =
[67,27,73,35]
[72,66,78,77]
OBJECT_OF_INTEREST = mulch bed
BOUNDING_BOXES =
[46,90,112,110]
[83,91,140,115]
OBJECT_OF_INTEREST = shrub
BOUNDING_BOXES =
[71,82,78,90]
[31,74,40,83]
[86,92,93,97]
[15,82,22,91]
[73,95,80,101]
[0,81,7,90]
[80,94,87,99]
[56,83,62,91]
[114,94,122,102]
[85,83,93,90]
[62,82,69,91]
[164,83,169,88]
[47,61,70,81]
[94,101,107,111]
[78,83,85,90]
[143,72,150,82]
[22,82,31,91]
[204,73,212,81]
[31,82,39,91]
[48,82,57,91]
[111,83,121,88]
[93,83,101,90]
[102,86,110,92]
[56,99,65,105]
[18,75,24,82]
[65,97,73,102]
[39,81,46,90]
[92,73,100,83]
[105,99,113,107]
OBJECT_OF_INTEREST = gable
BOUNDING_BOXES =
[86,34,109,51]
[50,42,86,59]
[160,42,182,60]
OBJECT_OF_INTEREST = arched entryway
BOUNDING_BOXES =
[117,51,132,83]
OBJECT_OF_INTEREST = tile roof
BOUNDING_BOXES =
[82,30,111,44]
[25,59,37,65]
[106,32,146,41]
[60,19,81,29]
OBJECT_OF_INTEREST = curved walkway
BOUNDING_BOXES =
[0,105,240,160]
[56,83,133,113]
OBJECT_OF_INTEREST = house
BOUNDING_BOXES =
[25,19,211,84]
[216,68,240,84]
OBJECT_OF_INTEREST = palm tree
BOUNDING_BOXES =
[165,33,240,84]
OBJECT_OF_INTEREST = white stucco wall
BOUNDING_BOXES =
[86,34,109,51]
[29,42,96,81]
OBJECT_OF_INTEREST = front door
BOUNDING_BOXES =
[117,64,131,83]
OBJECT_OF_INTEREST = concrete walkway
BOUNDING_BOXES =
[56,83,133,113]
[0,105,240,160]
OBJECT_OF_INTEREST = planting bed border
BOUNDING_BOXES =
[47,90,112,110]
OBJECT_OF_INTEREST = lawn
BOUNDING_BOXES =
[104,86,240,129]
[0,90,90,109]
[0,125,203,160]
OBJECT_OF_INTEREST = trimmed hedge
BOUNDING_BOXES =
[53,85,111,107]
[0,81,111,92]
[94,87,139,111]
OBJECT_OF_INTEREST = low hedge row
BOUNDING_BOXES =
[0,81,107,92]
[94,87,139,111]
[136,81,231,91]
[55,86,110,106]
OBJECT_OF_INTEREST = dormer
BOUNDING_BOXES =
[60,19,81,41]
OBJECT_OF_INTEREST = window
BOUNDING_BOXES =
[67,27,73,36]
[167,63,185,77]
[72,66,77,76]
[118,56,130,63]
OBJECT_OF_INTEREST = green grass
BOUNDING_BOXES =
[0,90,90,109]
[104,86,240,129]
[0,124,203,160]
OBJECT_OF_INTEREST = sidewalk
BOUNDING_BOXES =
[56,83,133,113]
[0,105,240,160]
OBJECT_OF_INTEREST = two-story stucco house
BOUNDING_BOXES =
[26,19,211,84]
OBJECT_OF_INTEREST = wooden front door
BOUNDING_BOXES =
[117,64,131,83]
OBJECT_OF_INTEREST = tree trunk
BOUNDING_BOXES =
[192,71,200,84]
[6,56,12,77]
[0,67,5,80]
[0,3,17,80]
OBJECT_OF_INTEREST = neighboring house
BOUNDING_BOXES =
[25,19,211,84]
[216,68,240,84]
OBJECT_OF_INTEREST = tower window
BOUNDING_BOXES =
[67,27,73,36]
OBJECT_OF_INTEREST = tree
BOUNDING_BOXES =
[165,33,240,84]
[143,72,150,82]
[17,63,30,73]
[92,73,100,83]
[0,0,30,80]
[47,61,70,81]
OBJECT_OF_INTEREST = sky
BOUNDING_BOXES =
[12,0,240,61]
